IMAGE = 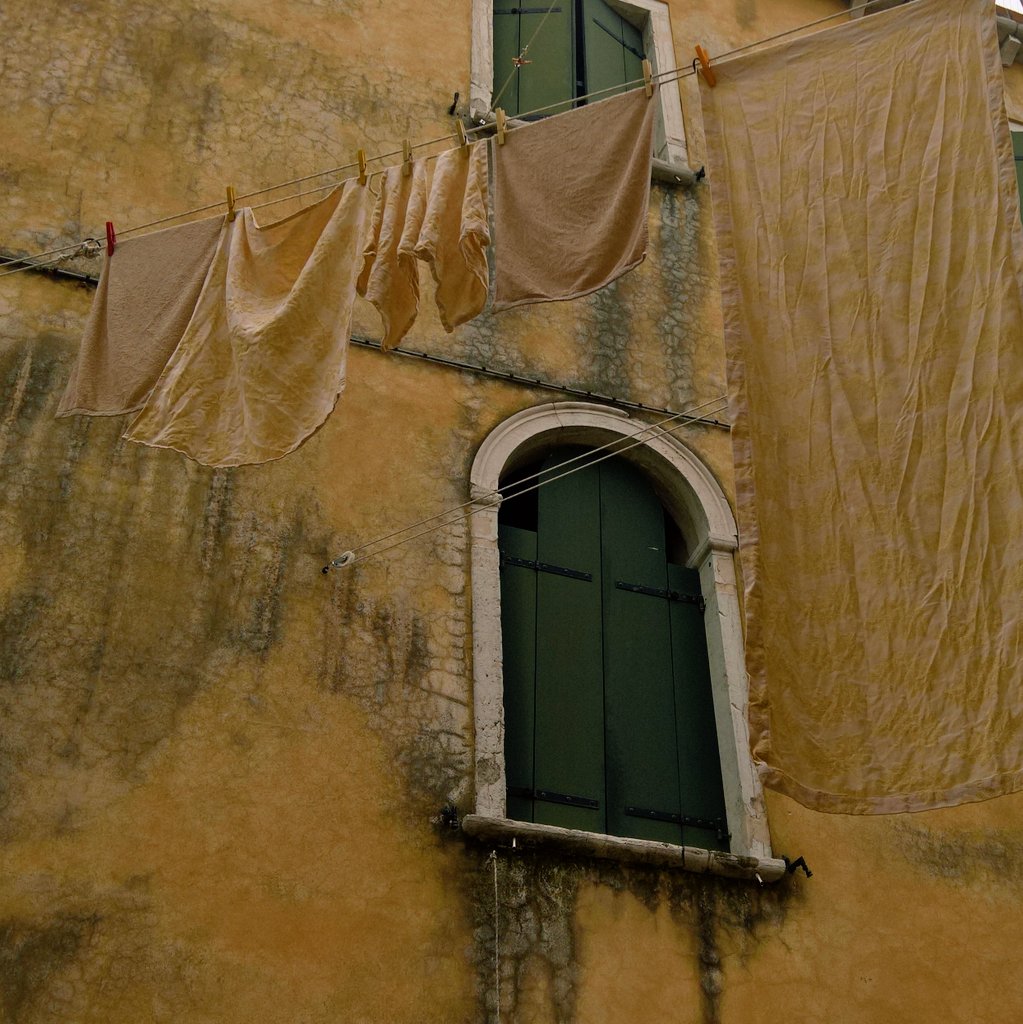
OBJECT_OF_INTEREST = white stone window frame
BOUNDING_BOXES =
[466,402,776,870]
[470,0,689,166]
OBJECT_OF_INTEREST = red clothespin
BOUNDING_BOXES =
[105,220,117,255]
[695,46,716,88]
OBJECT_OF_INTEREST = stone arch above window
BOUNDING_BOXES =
[468,402,773,860]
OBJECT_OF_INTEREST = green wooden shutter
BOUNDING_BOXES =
[580,0,644,101]
[532,450,605,832]
[668,563,729,851]
[493,2,575,117]
[1013,130,1023,225]
[499,523,538,823]
[599,458,683,845]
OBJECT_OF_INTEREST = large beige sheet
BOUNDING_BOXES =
[57,216,223,417]
[125,182,371,467]
[492,86,656,311]
[701,0,1023,812]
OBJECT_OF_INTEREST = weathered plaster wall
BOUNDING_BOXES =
[2,1,1022,1022]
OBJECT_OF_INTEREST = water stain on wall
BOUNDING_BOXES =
[462,842,802,1024]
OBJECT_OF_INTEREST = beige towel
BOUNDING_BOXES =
[413,141,490,332]
[701,0,1023,812]
[57,216,223,416]
[358,161,428,349]
[492,86,656,311]
[124,182,371,467]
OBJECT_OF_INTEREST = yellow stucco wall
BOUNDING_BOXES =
[2,1,1021,1022]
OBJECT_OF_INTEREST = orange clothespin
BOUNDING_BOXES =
[402,138,413,177]
[495,108,507,146]
[642,58,653,98]
[455,119,469,153]
[357,149,368,186]
[695,45,716,87]
[226,185,237,222]
[105,220,116,255]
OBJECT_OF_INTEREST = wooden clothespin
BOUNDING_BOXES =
[642,58,653,98]
[105,221,116,256]
[357,149,368,186]
[695,45,716,88]
[495,108,507,146]
[455,119,469,154]
[226,185,238,222]
[402,138,413,178]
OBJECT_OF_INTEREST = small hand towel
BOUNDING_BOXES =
[358,161,428,349]
[57,215,223,416]
[413,141,490,332]
[124,181,372,467]
[492,86,656,311]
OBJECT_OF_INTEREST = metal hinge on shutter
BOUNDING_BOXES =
[614,580,705,611]
[501,552,592,581]
[508,786,600,810]
[624,805,729,841]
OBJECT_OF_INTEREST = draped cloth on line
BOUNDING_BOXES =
[58,215,223,417]
[413,140,490,332]
[125,181,371,467]
[700,0,1023,812]
[359,161,428,350]
[492,85,656,311]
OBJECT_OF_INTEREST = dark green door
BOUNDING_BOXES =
[499,449,730,850]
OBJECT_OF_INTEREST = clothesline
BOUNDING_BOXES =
[0,0,917,282]
[322,394,729,573]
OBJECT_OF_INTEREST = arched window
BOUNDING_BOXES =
[467,403,773,862]
[498,447,729,850]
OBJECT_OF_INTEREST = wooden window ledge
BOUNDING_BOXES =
[461,814,787,883]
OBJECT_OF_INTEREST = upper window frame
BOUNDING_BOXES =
[470,0,689,166]
[467,402,774,861]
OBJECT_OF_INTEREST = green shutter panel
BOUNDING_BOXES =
[668,563,729,851]
[533,451,605,832]
[499,524,538,823]
[493,2,523,116]
[1012,130,1023,225]
[580,0,644,101]
[494,3,575,117]
[599,458,683,845]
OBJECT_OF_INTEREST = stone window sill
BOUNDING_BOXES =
[461,814,787,883]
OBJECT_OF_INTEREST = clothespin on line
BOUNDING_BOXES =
[226,185,238,222]
[695,45,716,87]
[357,149,368,186]
[105,221,117,256]
[454,119,469,155]
[642,58,653,98]
[495,108,507,146]
[402,137,414,177]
